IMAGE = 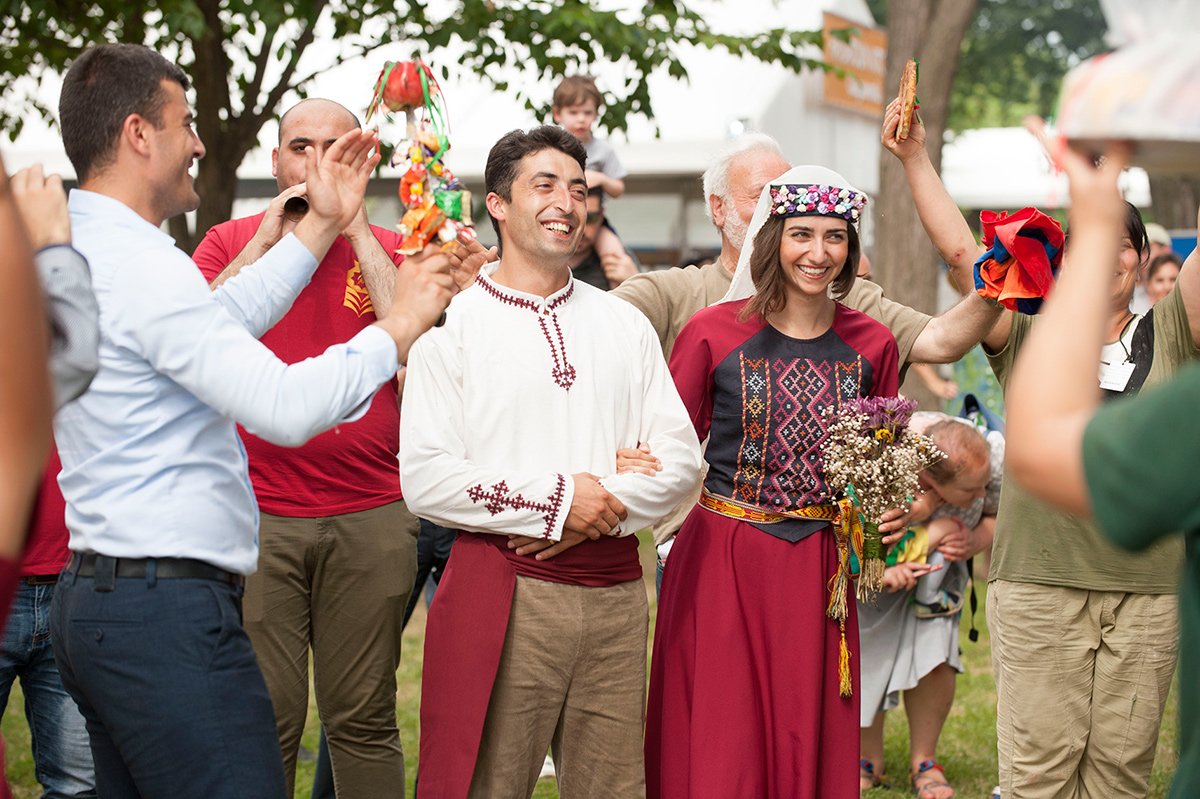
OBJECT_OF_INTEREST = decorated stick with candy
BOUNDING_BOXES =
[367,58,474,255]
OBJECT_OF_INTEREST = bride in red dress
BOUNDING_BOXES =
[645,166,900,799]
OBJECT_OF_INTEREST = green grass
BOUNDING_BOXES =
[2,532,1179,798]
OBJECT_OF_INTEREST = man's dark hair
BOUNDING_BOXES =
[483,126,587,246]
[59,44,190,184]
[587,185,605,206]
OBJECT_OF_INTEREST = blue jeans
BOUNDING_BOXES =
[0,581,95,798]
[50,564,287,799]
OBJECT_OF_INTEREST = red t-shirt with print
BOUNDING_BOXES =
[193,213,404,516]
[22,449,71,576]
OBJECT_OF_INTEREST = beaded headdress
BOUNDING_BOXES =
[768,183,866,223]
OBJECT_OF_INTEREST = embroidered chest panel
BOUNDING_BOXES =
[707,327,873,513]
[733,353,865,509]
[477,277,577,390]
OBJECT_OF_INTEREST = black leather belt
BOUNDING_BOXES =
[21,574,59,586]
[67,552,245,590]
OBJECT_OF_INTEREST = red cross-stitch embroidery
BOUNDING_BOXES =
[478,276,577,390]
[466,474,567,538]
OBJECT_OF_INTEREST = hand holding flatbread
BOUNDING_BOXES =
[897,59,920,142]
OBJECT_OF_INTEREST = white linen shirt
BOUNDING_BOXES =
[399,266,702,540]
[55,190,401,574]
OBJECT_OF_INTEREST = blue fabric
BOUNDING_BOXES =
[0,582,95,798]
[957,393,1006,434]
[50,569,287,799]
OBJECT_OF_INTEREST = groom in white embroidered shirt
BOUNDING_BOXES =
[399,126,701,799]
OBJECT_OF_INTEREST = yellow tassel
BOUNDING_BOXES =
[838,622,853,698]
[826,563,848,622]
[826,513,850,622]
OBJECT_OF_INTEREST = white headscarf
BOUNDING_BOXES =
[720,165,867,303]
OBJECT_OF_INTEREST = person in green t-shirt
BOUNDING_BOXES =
[884,103,1200,799]
[1005,125,1200,799]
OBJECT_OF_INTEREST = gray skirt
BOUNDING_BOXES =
[855,560,967,727]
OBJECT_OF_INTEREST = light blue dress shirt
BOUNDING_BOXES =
[54,190,401,574]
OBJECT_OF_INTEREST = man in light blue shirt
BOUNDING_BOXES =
[47,43,454,799]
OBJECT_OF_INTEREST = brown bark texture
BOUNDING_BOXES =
[1148,175,1200,233]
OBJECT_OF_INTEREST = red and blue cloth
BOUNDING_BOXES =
[973,207,1064,314]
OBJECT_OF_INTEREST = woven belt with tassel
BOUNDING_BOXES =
[698,489,864,698]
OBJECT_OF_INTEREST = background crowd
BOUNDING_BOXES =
[0,13,1197,799]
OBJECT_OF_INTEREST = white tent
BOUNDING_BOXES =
[1,0,1160,259]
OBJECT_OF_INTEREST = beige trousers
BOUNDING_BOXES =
[244,500,419,798]
[468,575,649,799]
[987,579,1178,799]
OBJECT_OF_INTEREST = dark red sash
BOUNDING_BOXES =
[416,531,641,798]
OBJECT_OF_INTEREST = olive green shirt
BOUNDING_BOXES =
[1084,361,1200,798]
[988,286,1199,593]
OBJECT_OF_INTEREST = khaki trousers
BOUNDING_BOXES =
[244,501,419,798]
[468,575,649,799]
[988,580,1177,799]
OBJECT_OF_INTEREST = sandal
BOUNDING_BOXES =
[860,759,888,791]
[911,759,954,799]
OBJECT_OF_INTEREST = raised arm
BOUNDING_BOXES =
[1005,122,1131,514]
[207,128,380,336]
[882,98,1010,355]
[114,239,450,448]
[0,156,53,558]
[341,202,400,318]
[882,98,985,294]
[201,182,308,289]
[11,164,99,407]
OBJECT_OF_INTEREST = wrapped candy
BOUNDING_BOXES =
[1055,0,1200,173]
[367,58,475,254]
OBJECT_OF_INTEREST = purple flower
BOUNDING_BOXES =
[834,396,918,439]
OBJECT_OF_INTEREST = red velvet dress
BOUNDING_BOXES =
[645,299,899,799]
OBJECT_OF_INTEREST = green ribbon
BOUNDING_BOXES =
[418,63,451,165]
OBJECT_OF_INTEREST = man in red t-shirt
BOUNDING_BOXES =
[192,98,416,796]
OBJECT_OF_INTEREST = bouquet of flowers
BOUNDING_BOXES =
[822,397,944,602]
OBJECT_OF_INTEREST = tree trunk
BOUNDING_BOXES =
[169,0,268,254]
[1148,175,1200,233]
[875,0,977,407]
